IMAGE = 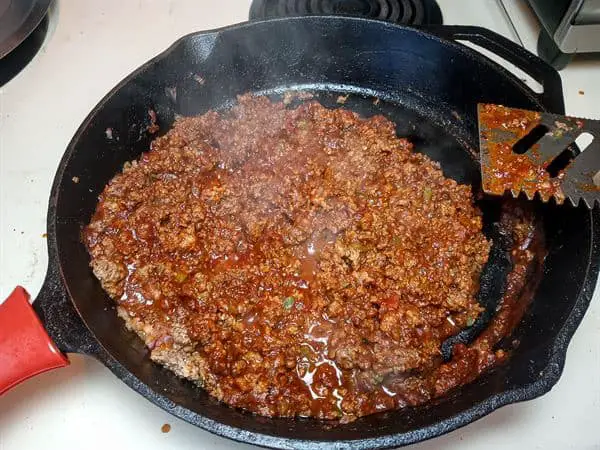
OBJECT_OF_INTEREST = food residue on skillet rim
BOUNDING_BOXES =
[84,94,544,423]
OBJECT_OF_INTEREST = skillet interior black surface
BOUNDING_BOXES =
[38,17,599,449]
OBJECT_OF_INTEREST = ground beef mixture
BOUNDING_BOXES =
[85,94,536,422]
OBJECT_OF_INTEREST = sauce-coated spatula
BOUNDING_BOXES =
[478,103,600,208]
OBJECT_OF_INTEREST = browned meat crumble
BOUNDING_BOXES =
[85,94,536,422]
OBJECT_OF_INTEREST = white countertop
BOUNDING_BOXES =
[1,1,599,449]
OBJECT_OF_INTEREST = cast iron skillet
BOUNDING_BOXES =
[1,17,599,450]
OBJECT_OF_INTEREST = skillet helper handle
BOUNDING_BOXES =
[425,25,564,114]
[0,286,69,395]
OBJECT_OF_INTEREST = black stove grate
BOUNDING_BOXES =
[249,0,443,25]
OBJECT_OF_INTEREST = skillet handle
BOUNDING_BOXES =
[424,25,565,114]
[0,286,69,395]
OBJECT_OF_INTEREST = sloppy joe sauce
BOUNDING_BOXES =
[85,95,540,422]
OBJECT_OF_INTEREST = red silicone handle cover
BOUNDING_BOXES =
[0,286,69,395]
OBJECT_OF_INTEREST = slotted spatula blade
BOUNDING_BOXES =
[477,103,600,208]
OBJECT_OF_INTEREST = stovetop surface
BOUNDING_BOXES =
[0,2,598,450]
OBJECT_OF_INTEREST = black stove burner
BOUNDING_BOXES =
[249,0,443,25]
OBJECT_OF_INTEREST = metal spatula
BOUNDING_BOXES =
[477,103,600,208]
